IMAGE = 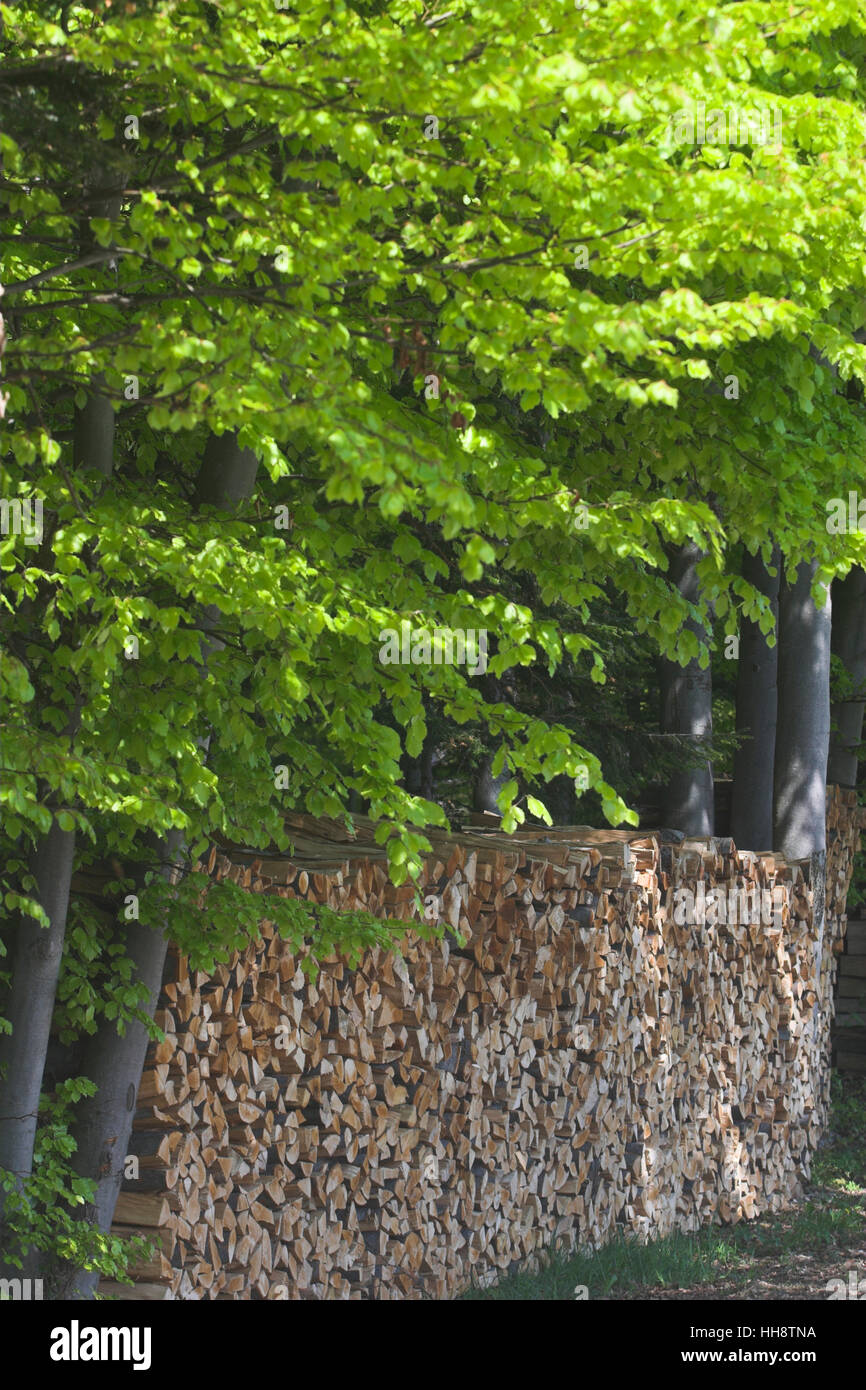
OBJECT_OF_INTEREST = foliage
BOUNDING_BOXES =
[53,895,153,1046]
[3,0,866,889]
[0,1079,153,1287]
[140,869,442,975]
[1,0,866,1285]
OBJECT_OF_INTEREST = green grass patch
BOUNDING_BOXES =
[811,1072,866,1190]
[460,1228,749,1300]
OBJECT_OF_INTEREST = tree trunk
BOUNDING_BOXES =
[65,433,258,1297]
[195,430,259,506]
[658,542,715,834]
[473,752,511,815]
[0,292,7,419]
[60,833,183,1297]
[0,821,76,1273]
[0,158,124,1276]
[0,302,117,1266]
[72,168,121,482]
[401,731,436,801]
[827,566,866,788]
[472,672,516,816]
[773,558,831,859]
[72,383,115,479]
[730,545,780,850]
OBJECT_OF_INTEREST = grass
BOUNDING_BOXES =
[460,1229,748,1300]
[812,1072,866,1190]
[460,1072,866,1300]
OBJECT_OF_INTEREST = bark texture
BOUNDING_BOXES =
[0,822,76,1272]
[730,546,780,850]
[65,433,258,1297]
[827,567,866,789]
[659,542,715,835]
[773,559,832,860]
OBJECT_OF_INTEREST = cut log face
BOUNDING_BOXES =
[105,787,864,1300]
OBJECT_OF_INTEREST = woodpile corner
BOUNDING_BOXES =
[103,785,865,1300]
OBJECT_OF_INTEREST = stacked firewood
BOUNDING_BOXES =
[833,920,866,1074]
[103,786,864,1300]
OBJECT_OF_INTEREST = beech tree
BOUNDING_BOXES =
[730,546,780,851]
[828,567,866,789]
[773,561,833,861]
[2,0,866,1289]
[658,542,715,834]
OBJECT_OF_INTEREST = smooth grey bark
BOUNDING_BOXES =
[0,311,116,1270]
[472,672,515,816]
[59,832,184,1298]
[66,432,258,1298]
[195,430,259,506]
[730,546,780,850]
[804,340,860,1038]
[0,162,124,1276]
[827,567,866,788]
[473,752,511,815]
[72,385,115,479]
[658,542,715,835]
[0,822,76,1271]
[72,170,122,482]
[773,558,832,860]
[0,293,6,420]
[401,718,437,802]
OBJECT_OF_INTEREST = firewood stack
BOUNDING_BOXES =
[103,786,863,1300]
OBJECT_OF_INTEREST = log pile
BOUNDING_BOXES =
[110,785,864,1299]
[828,788,866,1075]
[832,920,866,1074]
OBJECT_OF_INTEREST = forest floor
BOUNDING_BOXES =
[461,1072,866,1301]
